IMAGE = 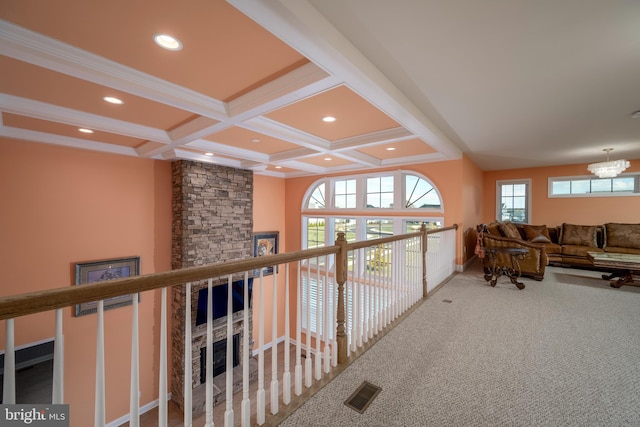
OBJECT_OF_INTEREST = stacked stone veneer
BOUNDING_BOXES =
[171,160,253,414]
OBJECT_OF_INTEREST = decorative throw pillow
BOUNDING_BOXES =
[499,221,522,239]
[560,223,597,247]
[523,224,551,243]
[605,223,640,249]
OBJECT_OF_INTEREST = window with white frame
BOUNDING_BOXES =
[496,179,531,223]
[300,171,444,335]
[549,174,639,197]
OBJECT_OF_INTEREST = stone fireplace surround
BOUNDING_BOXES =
[171,160,255,415]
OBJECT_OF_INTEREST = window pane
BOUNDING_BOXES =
[334,179,356,208]
[367,177,380,192]
[367,194,380,208]
[380,176,394,192]
[405,175,441,209]
[613,177,634,192]
[306,217,325,248]
[367,176,393,209]
[591,179,611,192]
[552,181,570,195]
[380,192,394,209]
[513,184,526,196]
[571,180,590,193]
[307,183,325,209]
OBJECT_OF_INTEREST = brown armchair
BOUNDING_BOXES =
[477,222,547,281]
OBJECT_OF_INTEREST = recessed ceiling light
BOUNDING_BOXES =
[153,34,183,51]
[103,96,123,105]
[205,152,214,156]
[78,128,94,134]
[322,116,336,123]
[275,166,282,169]
[386,147,396,151]
[324,157,332,161]
[251,139,261,143]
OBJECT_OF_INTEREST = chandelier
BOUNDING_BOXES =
[587,148,630,178]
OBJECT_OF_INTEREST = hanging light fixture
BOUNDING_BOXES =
[587,148,630,178]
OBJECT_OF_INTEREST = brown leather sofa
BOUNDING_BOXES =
[477,222,547,280]
[479,221,640,272]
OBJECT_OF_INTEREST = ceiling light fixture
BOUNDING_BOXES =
[78,128,94,134]
[275,166,282,169]
[205,152,214,156]
[251,139,260,143]
[386,147,396,151]
[103,96,123,105]
[153,34,183,51]
[324,157,332,161]
[322,116,336,123]
[587,148,630,178]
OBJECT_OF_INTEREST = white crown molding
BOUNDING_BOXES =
[167,116,221,144]
[0,126,139,157]
[228,0,462,160]
[186,139,271,164]
[269,147,322,163]
[333,149,381,167]
[169,149,247,169]
[380,152,449,167]
[0,94,170,143]
[0,19,227,119]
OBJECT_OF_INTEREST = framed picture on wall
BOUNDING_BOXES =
[253,231,279,277]
[74,256,140,317]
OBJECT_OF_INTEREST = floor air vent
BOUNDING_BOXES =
[442,299,453,303]
[344,381,381,414]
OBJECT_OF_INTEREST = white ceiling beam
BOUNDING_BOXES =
[229,0,462,160]
[330,127,414,151]
[0,19,228,119]
[0,94,171,143]
[186,139,271,164]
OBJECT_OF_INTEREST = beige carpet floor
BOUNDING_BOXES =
[279,261,640,426]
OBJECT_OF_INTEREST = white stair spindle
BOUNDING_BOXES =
[4,318,15,404]
[159,287,168,427]
[204,280,214,427]
[257,271,266,425]
[52,309,64,404]
[304,265,312,388]
[270,268,279,415]
[225,275,234,427]
[184,283,193,427]
[130,294,140,427]
[95,300,105,427]
[314,257,322,381]
[241,273,251,427]
[323,262,330,373]
[294,262,303,396]
[283,264,291,405]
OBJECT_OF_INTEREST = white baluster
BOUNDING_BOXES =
[355,251,362,349]
[52,309,64,404]
[130,294,140,427]
[204,280,213,427]
[323,262,330,373]
[257,271,266,425]
[314,258,322,381]
[304,266,312,388]
[159,287,168,427]
[270,268,279,415]
[4,318,15,404]
[241,273,251,427]
[283,264,291,405]
[294,262,302,396]
[158,288,169,427]
[225,275,234,427]
[95,300,105,427]
[184,283,193,427]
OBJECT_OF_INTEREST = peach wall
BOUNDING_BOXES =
[462,155,484,264]
[0,138,172,427]
[482,160,640,226]
[252,175,287,349]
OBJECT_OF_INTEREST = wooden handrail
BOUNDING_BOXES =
[0,225,458,321]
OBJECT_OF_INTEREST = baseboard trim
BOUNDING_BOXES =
[106,393,171,427]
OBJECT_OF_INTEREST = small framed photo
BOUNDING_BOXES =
[74,256,140,317]
[253,231,279,277]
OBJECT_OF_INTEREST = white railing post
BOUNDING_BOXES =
[225,276,234,427]
[4,318,15,404]
[282,264,291,405]
[257,271,265,425]
[129,294,140,427]
[294,262,302,396]
[159,287,168,427]
[95,301,105,427]
[52,309,64,404]
[241,273,251,427]
[184,283,193,427]
[270,269,279,415]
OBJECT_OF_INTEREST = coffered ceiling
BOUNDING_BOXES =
[2,1,639,176]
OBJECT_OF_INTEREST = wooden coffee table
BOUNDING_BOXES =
[587,251,640,288]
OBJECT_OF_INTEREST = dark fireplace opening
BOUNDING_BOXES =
[200,333,240,383]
